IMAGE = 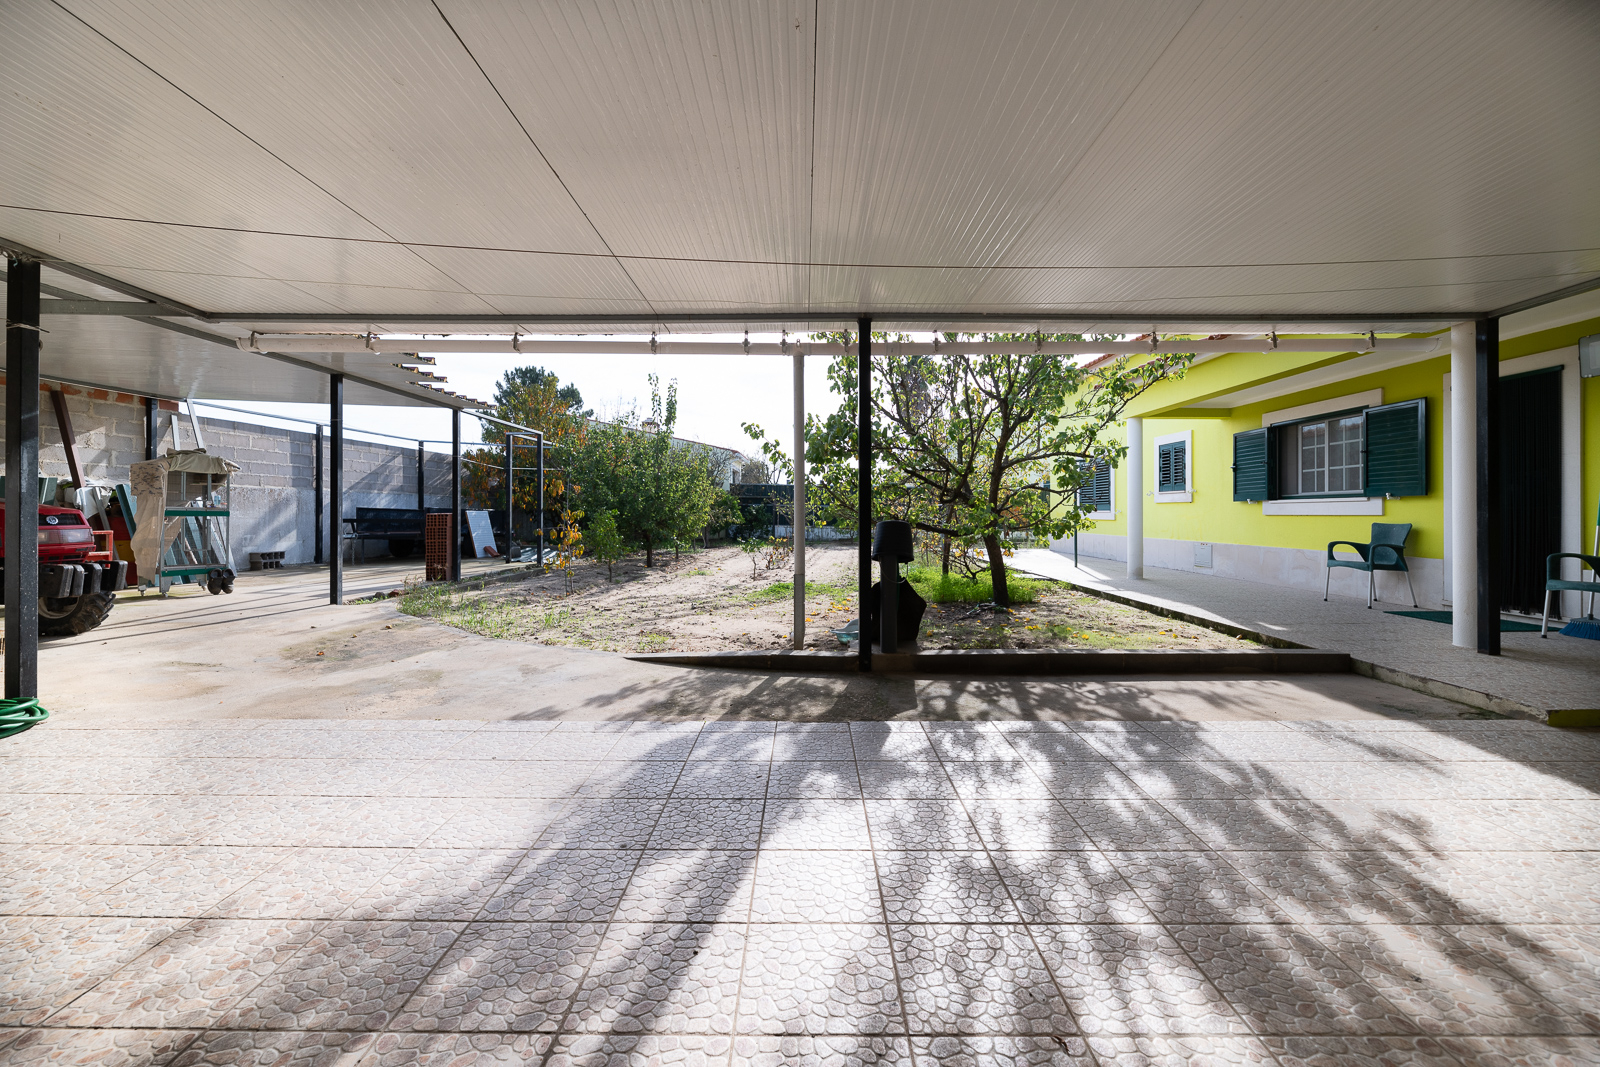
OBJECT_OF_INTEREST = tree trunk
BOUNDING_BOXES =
[983,532,1009,608]
[940,535,951,575]
[644,536,655,568]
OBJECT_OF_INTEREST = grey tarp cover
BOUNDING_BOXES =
[129,450,238,584]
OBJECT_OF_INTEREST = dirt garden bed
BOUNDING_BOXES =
[394,543,1253,655]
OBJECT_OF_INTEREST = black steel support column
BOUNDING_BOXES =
[416,441,426,512]
[313,426,324,565]
[5,258,41,701]
[504,433,515,562]
[329,375,343,605]
[1474,317,1500,655]
[144,397,158,460]
[536,431,545,565]
[450,409,462,580]
[857,317,872,672]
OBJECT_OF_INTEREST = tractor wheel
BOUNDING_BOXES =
[38,592,116,636]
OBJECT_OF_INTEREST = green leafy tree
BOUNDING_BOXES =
[463,366,590,527]
[568,376,720,568]
[588,509,626,581]
[746,333,1190,607]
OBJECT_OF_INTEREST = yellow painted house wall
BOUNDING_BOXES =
[1078,313,1600,562]
[1089,356,1451,559]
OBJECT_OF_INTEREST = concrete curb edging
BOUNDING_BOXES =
[625,647,1351,674]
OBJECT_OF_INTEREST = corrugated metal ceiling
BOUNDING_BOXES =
[2,0,1597,360]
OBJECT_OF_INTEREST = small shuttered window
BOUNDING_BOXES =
[1232,428,1270,501]
[1363,398,1427,498]
[1077,461,1112,513]
[1157,441,1187,493]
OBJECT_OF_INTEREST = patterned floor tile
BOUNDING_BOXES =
[965,800,1094,851]
[890,924,1075,1036]
[1032,924,1241,1036]
[1115,763,1243,799]
[614,850,755,923]
[771,735,857,762]
[1259,1036,1463,1067]
[737,924,904,1035]
[603,735,700,762]
[673,764,771,800]
[927,731,1021,762]
[761,800,871,850]
[733,1035,910,1066]
[536,801,668,849]
[941,763,1055,800]
[855,763,956,799]
[1158,799,1319,851]
[1263,801,1426,852]
[169,1029,377,1066]
[548,1033,728,1066]
[767,762,862,799]
[875,852,1017,922]
[216,920,462,1030]
[52,918,319,1029]
[1168,924,1418,1036]
[649,800,765,850]
[991,852,1156,924]
[1110,854,1290,925]
[1062,802,1209,851]
[0,844,171,915]
[396,922,602,1032]
[346,849,524,921]
[848,724,937,762]
[750,850,881,923]
[0,1028,198,1067]
[491,762,602,798]
[863,800,984,850]
[1447,924,1600,1032]
[480,850,639,922]
[1310,923,1586,1036]
[354,1031,553,1066]
[420,800,569,849]
[1003,734,1108,764]
[1221,852,1424,925]
[570,923,745,1033]
[1083,1034,1279,1066]
[574,761,687,799]
[0,915,188,1025]
[1027,763,1145,800]
[910,1036,1091,1066]
[209,848,409,919]
[1435,1036,1600,1067]
[688,733,774,762]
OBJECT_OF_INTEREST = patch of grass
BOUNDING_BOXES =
[905,565,1044,605]
[745,580,856,603]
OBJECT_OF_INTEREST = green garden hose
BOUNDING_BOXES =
[0,698,49,739]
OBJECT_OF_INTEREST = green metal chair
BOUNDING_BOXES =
[1325,522,1416,609]
[1540,553,1600,637]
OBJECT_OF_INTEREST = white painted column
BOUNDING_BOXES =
[1126,416,1144,579]
[792,350,806,650]
[1449,323,1477,648]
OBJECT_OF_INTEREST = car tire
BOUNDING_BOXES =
[38,591,116,636]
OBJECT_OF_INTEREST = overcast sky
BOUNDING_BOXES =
[204,334,846,458]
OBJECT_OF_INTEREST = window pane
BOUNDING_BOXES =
[1327,415,1364,493]
[1300,422,1327,494]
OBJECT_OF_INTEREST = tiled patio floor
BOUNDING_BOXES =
[3,717,1599,1066]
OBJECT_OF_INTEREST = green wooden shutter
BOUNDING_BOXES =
[1364,398,1427,498]
[1232,428,1269,501]
[1157,441,1186,493]
[1077,461,1111,512]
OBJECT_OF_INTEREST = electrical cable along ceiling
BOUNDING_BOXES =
[1,0,1598,402]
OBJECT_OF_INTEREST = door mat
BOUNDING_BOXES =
[1385,610,1541,632]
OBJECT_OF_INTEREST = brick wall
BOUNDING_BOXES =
[0,378,455,571]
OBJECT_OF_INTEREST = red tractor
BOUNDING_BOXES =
[0,503,129,635]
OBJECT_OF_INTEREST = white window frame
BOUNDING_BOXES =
[1153,429,1192,503]
[1258,389,1385,516]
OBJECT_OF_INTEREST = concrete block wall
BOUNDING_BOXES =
[0,379,455,572]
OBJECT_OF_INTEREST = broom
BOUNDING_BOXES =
[1559,498,1600,640]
